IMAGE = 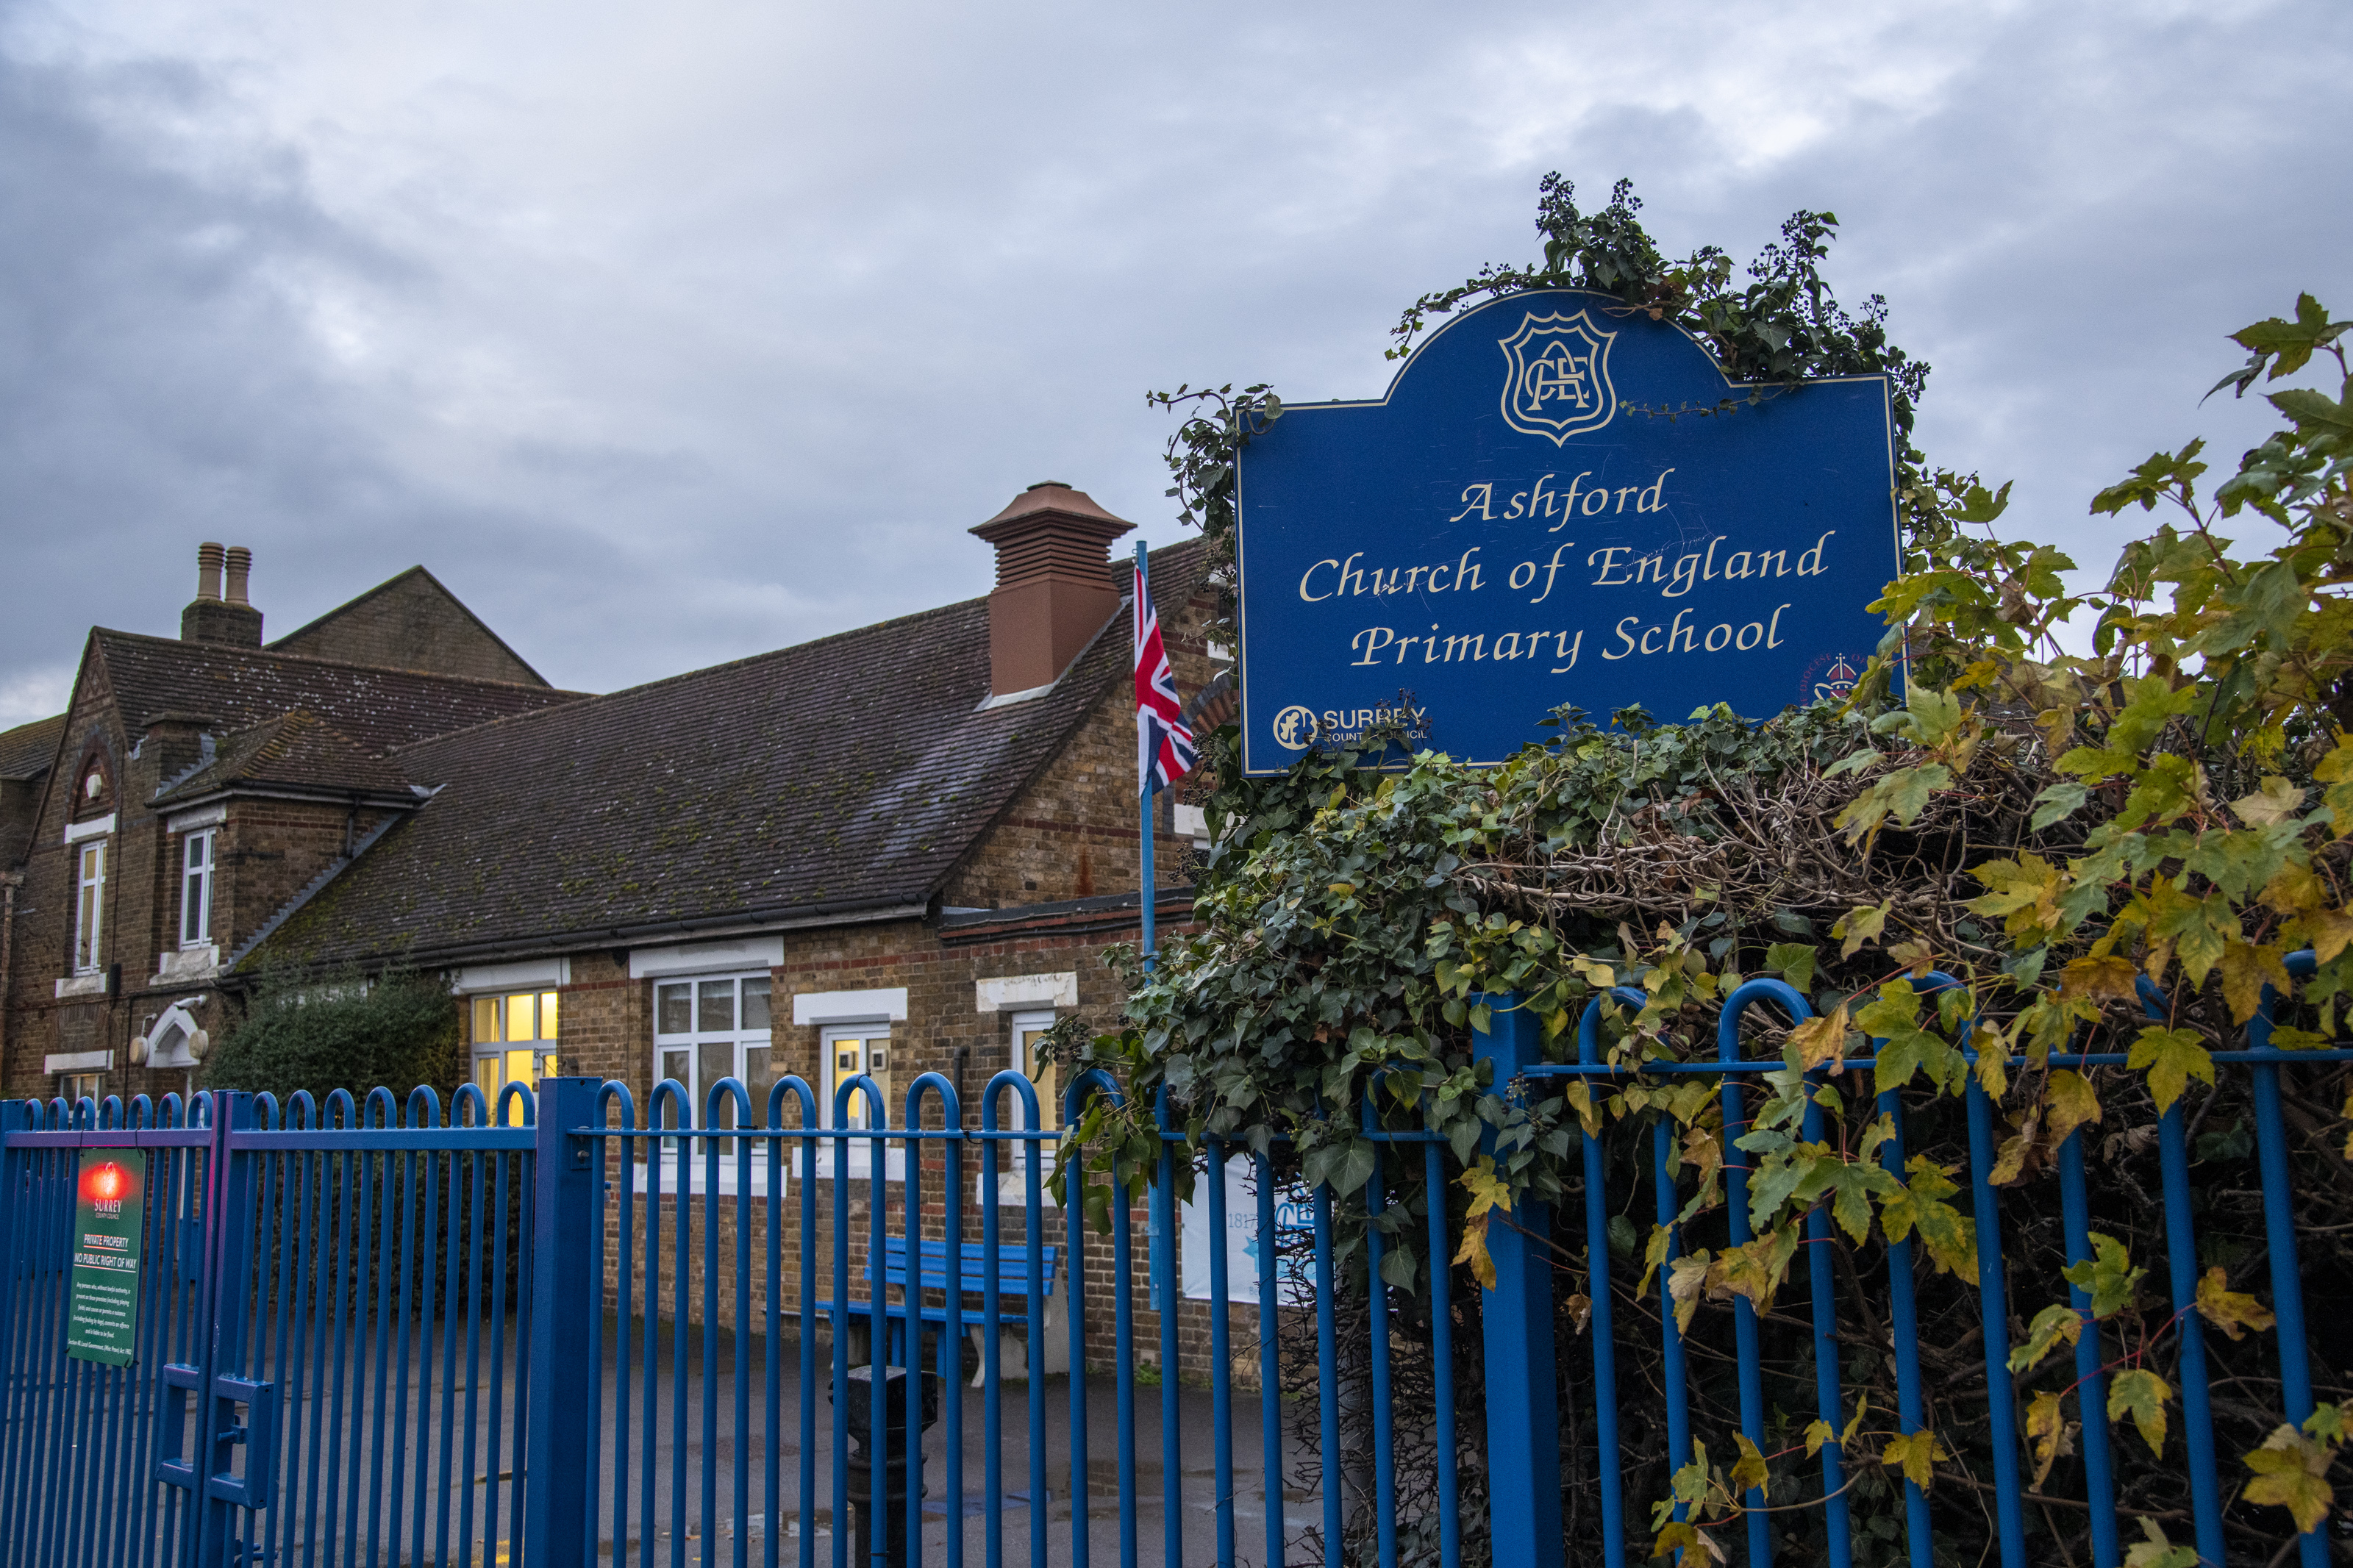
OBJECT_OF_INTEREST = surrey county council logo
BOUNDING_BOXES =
[1271,705,1318,751]
[1498,309,1618,444]
[1804,652,1860,706]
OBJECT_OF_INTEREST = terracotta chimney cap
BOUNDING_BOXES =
[968,482,1134,543]
[969,481,1135,697]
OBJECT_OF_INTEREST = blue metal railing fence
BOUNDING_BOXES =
[1500,964,2351,1568]
[0,974,2342,1568]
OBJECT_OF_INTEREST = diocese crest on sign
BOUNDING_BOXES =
[1498,309,1617,443]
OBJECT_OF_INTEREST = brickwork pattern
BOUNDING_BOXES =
[2,682,407,1103]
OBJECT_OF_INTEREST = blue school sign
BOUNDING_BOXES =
[1232,288,1899,775]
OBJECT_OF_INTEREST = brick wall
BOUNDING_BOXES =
[268,570,545,686]
[0,680,409,1104]
[943,581,1217,911]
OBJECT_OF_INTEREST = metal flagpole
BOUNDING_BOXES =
[1138,539,1156,970]
[1138,539,1171,1314]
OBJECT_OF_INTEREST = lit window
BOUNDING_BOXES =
[470,989,560,1121]
[1010,1009,1059,1130]
[651,973,774,1123]
[822,1024,892,1129]
[179,830,215,948]
[73,841,106,973]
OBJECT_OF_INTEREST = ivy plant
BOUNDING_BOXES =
[1072,178,2351,1564]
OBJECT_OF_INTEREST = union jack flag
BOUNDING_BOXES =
[1134,563,1196,794]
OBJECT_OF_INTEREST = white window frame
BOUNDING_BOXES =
[179,829,215,948]
[73,840,107,974]
[469,989,561,1123]
[821,1023,893,1128]
[1009,1009,1060,1130]
[651,971,775,1122]
[808,1019,906,1182]
[985,1008,1063,1207]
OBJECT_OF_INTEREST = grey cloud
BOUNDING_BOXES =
[0,1,2347,704]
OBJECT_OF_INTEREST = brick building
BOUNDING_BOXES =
[0,545,578,1104]
[0,484,1238,1378]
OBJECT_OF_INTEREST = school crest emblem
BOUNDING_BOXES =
[1498,309,1617,443]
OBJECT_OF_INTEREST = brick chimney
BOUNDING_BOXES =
[181,542,264,647]
[970,482,1134,698]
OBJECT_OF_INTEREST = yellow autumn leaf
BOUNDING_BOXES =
[1649,1522,1704,1561]
[2026,1390,2074,1488]
[2301,906,2353,964]
[2218,941,2295,1025]
[2229,775,2305,828]
[1571,955,1617,989]
[1666,1251,1713,1336]
[1450,1218,1496,1292]
[2261,862,2326,914]
[1787,1009,1852,1072]
[1729,1432,1771,1500]
[2241,1423,2336,1535]
[2109,1367,2172,1455]
[2059,954,2142,1004]
[1878,1428,1949,1489]
[2194,1266,2276,1340]
[1835,901,1890,959]
[2043,1070,2103,1150]
[2127,1026,2215,1115]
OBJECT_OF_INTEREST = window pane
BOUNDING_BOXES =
[76,845,103,970]
[743,1046,772,1120]
[540,1052,558,1080]
[474,1056,500,1096]
[657,984,691,1035]
[505,993,536,1042]
[473,998,499,1044]
[698,981,734,1033]
[504,1048,537,1086]
[832,1038,863,1125]
[538,991,560,1039]
[699,1042,735,1119]
[741,978,771,1031]
[1019,1026,1060,1130]
[661,1048,690,1090]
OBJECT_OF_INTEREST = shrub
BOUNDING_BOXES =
[204,967,463,1112]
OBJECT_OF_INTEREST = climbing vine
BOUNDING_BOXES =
[1082,178,2352,1563]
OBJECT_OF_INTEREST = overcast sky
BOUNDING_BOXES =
[1,0,2346,719]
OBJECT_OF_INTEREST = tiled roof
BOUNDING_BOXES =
[89,630,582,754]
[254,540,1206,969]
[154,711,415,806]
[0,714,65,781]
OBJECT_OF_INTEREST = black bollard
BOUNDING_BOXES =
[835,1363,942,1568]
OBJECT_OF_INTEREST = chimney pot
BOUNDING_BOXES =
[224,545,252,606]
[182,542,264,648]
[969,483,1135,696]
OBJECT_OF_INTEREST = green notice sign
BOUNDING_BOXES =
[68,1149,147,1366]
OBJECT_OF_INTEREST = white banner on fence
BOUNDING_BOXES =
[1178,1155,1315,1306]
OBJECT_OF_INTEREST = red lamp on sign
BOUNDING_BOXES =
[82,1162,126,1203]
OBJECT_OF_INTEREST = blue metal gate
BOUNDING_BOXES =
[1,982,2343,1567]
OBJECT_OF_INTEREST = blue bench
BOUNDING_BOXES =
[825,1236,1063,1382]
